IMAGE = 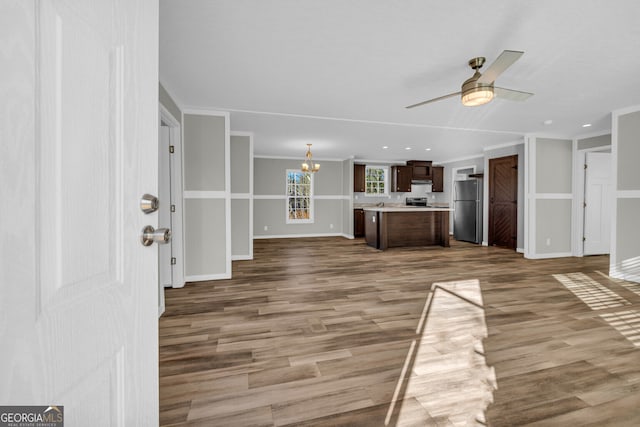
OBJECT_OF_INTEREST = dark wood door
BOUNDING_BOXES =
[354,164,365,192]
[489,155,518,249]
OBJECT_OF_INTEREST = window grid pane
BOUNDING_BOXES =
[287,170,312,222]
[365,167,387,195]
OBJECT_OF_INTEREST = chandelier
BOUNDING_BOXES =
[301,143,320,173]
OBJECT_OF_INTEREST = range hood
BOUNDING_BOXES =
[411,178,432,185]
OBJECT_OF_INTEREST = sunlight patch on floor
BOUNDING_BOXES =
[599,310,640,348]
[553,272,630,310]
[386,279,496,426]
[595,270,640,297]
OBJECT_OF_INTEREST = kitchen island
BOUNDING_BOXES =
[362,206,452,250]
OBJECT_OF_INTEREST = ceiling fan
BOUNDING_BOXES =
[406,50,533,109]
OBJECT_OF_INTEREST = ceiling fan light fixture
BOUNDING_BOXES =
[461,86,494,106]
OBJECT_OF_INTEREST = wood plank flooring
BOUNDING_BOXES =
[160,237,640,426]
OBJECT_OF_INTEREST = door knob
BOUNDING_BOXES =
[141,225,171,246]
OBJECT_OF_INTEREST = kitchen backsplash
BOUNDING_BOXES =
[353,183,448,205]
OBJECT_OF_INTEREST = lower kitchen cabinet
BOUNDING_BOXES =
[354,208,365,237]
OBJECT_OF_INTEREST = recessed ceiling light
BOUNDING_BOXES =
[582,123,592,128]
[382,146,388,149]
[405,147,412,150]
[543,119,553,125]
[425,148,431,151]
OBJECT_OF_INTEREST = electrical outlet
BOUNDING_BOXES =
[330,224,334,229]
[546,237,551,246]
[264,226,268,231]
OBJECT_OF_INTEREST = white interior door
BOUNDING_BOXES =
[584,152,612,255]
[1,1,159,424]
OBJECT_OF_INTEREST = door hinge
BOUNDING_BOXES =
[583,201,587,208]
[171,257,177,265]
[583,237,586,242]
[170,204,176,213]
[169,145,175,154]
[584,163,587,170]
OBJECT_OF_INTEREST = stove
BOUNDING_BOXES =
[405,197,429,207]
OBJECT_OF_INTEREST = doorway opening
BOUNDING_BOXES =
[158,105,184,317]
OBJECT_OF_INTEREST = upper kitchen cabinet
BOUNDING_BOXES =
[407,160,432,180]
[392,166,412,192]
[354,164,365,192]
[432,166,444,192]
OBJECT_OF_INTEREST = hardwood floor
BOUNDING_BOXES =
[159,238,640,426]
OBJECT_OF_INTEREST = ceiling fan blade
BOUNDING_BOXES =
[405,91,461,109]
[477,50,524,84]
[494,87,534,101]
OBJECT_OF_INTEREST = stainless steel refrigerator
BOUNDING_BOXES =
[453,179,482,244]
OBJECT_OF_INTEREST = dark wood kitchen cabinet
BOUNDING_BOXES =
[431,166,444,192]
[392,166,412,192]
[354,164,365,192]
[407,160,432,180]
[353,208,365,237]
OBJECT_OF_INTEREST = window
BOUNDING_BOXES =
[365,165,388,196]
[286,170,313,223]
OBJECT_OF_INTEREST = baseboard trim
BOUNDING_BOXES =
[516,247,524,253]
[524,252,573,260]
[185,273,231,282]
[231,255,253,261]
[254,233,347,239]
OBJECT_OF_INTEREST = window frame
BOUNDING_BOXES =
[364,165,389,197]
[285,169,314,224]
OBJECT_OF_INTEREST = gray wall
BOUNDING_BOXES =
[184,198,227,275]
[535,199,572,255]
[183,112,229,279]
[184,115,226,191]
[611,110,640,283]
[527,137,573,257]
[230,134,252,259]
[617,113,640,191]
[254,158,346,237]
[231,199,251,256]
[536,138,573,193]
[159,83,181,124]
[578,133,610,151]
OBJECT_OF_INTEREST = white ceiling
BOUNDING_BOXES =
[159,0,640,163]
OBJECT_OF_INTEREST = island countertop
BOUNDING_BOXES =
[364,208,450,250]
[362,206,453,212]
